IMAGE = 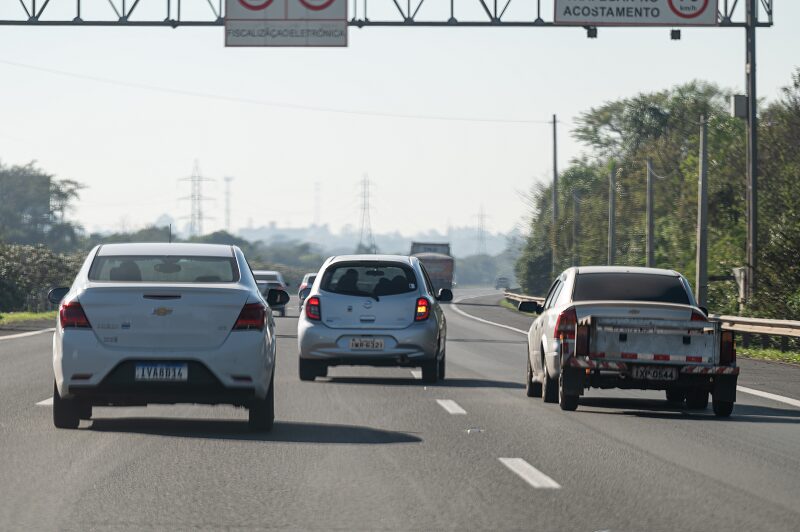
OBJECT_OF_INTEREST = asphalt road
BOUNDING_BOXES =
[1,289,799,531]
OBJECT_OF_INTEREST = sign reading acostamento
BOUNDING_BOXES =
[554,0,719,26]
[225,0,347,47]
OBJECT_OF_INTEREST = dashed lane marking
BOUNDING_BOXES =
[0,328,55,342]
[410,370,422,380]
[436,399,467,415]
[499,458,561,489]
[36,397,53,406]
[737,386,800,409]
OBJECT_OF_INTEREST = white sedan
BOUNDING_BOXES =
[48,243,289,431]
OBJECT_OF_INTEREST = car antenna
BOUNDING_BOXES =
[168,224,172,244]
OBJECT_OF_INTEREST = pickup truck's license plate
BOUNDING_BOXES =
[349,337,384,350]
[134,363,188,382]
[632,365,677,381]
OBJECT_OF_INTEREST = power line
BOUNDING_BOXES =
[0,59,555,125]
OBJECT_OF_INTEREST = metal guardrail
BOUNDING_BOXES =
[503,291,800,344]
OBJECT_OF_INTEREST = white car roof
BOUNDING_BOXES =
[328,254,413,265]
[574,266,680,276]
[96,243,234,257]
[252,270,281,275]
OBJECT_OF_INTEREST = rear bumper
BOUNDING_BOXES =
[562,357,739,396]
[297,318,440,364]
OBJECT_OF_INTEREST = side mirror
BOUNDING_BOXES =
[436,288,453,302]
[266,289,290,307]
[517,301,542,314]
[48,287,70,305]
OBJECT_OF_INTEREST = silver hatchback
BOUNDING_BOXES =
[297,255,451,383]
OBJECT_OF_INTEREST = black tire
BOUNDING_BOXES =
[298,358,317,381]
[78,403,93,420]
[686,389,709,410]
[665,388,686,405]
[712,398,734,417]
[421,358,439,383]
[437,351,446,381]
[249,372,275,432]
[278,308,285,317]
[558,372,579,411]
[525,357,542,398]
[53,381,79,429]
[542,364,558,404]
[318,364,329,378]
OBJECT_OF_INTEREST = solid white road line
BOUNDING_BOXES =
[737,386,800,409]
[499,458,561,489]
[36,397,53,406]
[410,370,422,380]
[436,399,467,415]
[0,328,54,341]
[450,299,527,335]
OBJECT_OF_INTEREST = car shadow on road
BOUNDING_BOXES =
[577,397,800,424]
[325,376,524,389]
[88,418,422,443]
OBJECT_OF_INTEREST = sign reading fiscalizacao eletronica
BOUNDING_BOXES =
[555,0,719,26]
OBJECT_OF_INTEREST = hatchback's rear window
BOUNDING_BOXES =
[573,273,690,305]
[321,262,417,297]
[89,255,239,283]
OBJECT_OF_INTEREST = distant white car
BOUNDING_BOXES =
[253,270,289,316]
[48,243,289,431]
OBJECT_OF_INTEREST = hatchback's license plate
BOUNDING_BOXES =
[350,337,384,350]
[632,365,677,381]
[134,363,188,382]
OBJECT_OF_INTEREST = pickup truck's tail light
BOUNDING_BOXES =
[60,301,91,329]
[305,296,321,321]
[691,310,708,322]
[720,330,736,365]
[233,303,266,331]
[415,297,430,321]
[555,307,577,340]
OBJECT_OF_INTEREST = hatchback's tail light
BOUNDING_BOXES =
[306,296,321,321]
[554,307,577,340]
[233,303,266,331]
[720,330,736,365]
[415,297,430,321]
[60,301,91,329]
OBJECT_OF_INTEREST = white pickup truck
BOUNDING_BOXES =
[522,266,738,417]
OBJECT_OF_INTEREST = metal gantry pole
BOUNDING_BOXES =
[745,0,758,302]
[572,190,580,267]
[608,162,616,265]
[696,116,709,307]
[552,114,558,277]
[646,159,655,268]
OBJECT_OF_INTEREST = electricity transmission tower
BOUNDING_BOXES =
[357,175,377,254]
[179,161,213,237]
[314,182,321,227]
[223,176,234,233]
[475,205,488,256]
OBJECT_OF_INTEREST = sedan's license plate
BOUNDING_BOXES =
[134,363,188,382]
[632,365,677,381]
[349,337,384,350]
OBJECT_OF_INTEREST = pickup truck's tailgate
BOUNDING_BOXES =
[586,316,718,364]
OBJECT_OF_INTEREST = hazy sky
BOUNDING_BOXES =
[0,1,796,237]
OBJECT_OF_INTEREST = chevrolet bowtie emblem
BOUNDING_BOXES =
[153,307,173,317]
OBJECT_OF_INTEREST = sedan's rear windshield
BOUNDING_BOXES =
[254,273,279,282]
[89,255,239,283]
[573,273,690,305]
[321,262,417,297]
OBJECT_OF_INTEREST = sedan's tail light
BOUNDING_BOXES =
[720,330,736,365]
[305,296,321,321]
[415,297,430,321]
[233,303,266,331]
[554,307,577,340]
[691,310,708,322]
[60,301,91,329]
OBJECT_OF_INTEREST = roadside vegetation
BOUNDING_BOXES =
[515,69,800,324]
[0,311,57,325]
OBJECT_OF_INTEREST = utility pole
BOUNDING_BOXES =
[552,114,559,276]
[223,176,234,233]
[696,116,709,307]
[745,0,759,302]
[646,159,655,268]
[476,205,488,255]
[572,190,580,267]
[607,162,616,266]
